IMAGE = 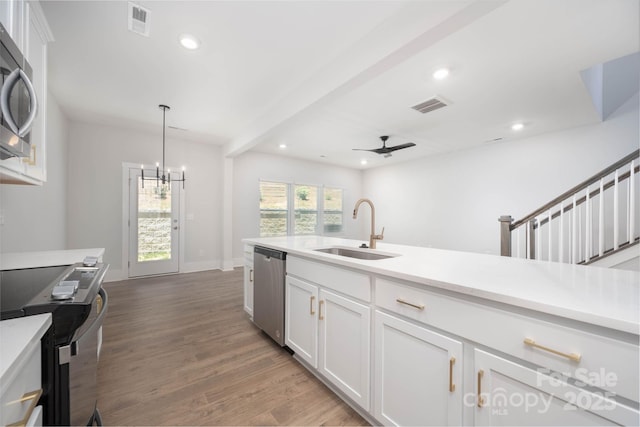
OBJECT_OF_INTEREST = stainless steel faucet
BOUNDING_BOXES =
[353,198,384,249]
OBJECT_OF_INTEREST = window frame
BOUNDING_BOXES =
[259,180,345,237]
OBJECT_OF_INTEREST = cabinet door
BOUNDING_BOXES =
[22,1,48,182]
[285,276,318,368]
[318,289,370,411]
[243,260,254,316]
[474,349,639,426]
[374,310,463,426]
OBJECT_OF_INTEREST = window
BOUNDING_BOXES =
[294,185,318,235]
[259,181,344,236]
[323,187,343,233]
[260,181,288,237]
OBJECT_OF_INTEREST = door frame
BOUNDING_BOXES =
[121,162,186,278]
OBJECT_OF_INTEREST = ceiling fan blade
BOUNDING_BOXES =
[352,148,378,152]
[385,142,416,152]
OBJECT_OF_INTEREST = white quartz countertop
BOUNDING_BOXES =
[0,314,51,391]
[243,236,640,335]
[0,248,105,270]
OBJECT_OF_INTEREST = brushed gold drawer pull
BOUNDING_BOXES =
[449,357,456,392]
[319,300,325,320]
[396,298,425,310]
[8,388,42,427]
[477,370,485,408]
[523,338,581,362]
[310,296,315,315]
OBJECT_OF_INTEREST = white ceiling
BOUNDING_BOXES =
[41,0,639,169]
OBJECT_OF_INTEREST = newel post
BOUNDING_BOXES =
[499,215,513,257]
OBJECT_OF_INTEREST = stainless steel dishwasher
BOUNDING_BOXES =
[252,246,286,346]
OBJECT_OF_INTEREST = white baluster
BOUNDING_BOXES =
[548,209,552,262]
[598,178,604,258]
[613,170,619,250]
[572,195,577,263]
[586,187,591,261]
[536,216,542,261]
[516,227,521,258]
[559,201,564,263]
[630,160,636,244]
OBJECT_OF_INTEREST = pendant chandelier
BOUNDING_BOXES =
[141,104,186,188]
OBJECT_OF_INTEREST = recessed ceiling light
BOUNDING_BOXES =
[360,159,367,165]
[511,123,524,131]
[433,68,450,80]
[279,144,287,149]
[179,34,200,50]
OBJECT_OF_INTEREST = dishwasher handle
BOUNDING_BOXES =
[254,246,286,260]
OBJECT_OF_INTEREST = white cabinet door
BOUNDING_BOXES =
[318,288,370,411]
[285,276,318,368]
[374,310,463,426]
[22,1,49,182]
[474,349,639,426]
[243,259,254,316]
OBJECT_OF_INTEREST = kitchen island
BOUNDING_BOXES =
[243,236,639,426]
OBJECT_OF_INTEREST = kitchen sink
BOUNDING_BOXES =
[313,246,399,260]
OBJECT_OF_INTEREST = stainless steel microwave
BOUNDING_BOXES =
[0,22,37,160]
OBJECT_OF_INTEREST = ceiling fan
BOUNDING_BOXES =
[353,136,416,158]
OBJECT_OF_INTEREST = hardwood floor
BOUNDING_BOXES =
[98,269,368,426]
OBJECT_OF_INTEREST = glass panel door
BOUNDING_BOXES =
[128,168,179,277]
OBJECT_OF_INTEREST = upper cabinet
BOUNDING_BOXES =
[0,0,53,185]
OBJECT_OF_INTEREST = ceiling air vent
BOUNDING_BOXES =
[128,2,150,37]
[411,96,448,114]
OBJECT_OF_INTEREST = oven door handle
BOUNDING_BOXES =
[0,68,38,137]
[59,288,108,364]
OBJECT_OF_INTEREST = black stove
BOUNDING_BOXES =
[1,262,109,425]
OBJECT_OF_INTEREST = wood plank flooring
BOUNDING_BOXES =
[98,268,368,426]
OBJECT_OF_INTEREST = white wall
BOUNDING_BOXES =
[0,92,68,253]
[232,151,364,261]
[66,121,222,279]
[363,93,640,255]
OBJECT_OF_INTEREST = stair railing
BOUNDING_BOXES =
[500,149,639,264]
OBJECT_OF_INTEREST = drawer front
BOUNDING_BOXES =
[0,341,42,426]
[287,256,371,302]
[376,278,639,402]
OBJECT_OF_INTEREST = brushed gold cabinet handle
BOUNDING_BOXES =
[477,370,485,408]
[449,357,456,392]
[523,338,581,362]
[249,269,254,283]
[310,296,315,315]
[319,300,324,320]
[396,298,425,310]
[8,388,42,427]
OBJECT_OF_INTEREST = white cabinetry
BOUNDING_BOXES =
[285,256,371,410]
[0,314,51,427]
[474,349,639,426]
[374,310,463,426]
[318,288,370,410]
[285,275,318,366]
[243,245,254,316]
[375,277,639,427]
[0,0,52,185]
